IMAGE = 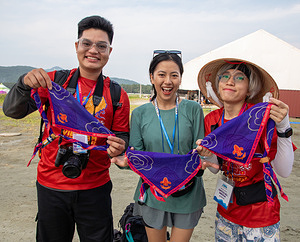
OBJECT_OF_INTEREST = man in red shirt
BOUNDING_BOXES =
[3,15,130,241]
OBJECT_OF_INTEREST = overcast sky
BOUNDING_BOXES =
[1,0,299,84]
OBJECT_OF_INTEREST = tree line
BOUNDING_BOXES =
[120,84,152,94]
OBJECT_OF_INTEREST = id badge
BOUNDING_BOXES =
[73,133,88,154]
[213,173,235,210]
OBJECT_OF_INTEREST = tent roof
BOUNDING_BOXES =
[0,83,10,90]
[181,29,300,91]
[0,83,10,94]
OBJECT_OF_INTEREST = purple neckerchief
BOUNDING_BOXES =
[28,82,114,166]
[126,149,201,202]
[201,102,288,205]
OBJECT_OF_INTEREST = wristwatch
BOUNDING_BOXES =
[277,127,293,138]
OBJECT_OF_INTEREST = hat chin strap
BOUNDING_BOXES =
[206,81,223,107]
[263,92,272,102]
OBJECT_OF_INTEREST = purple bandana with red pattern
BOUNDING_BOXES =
[126,149,201,202]
[201,102,288,205]
[28,82,114,165]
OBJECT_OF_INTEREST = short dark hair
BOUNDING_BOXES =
[78,15,114,44]
[149,53,183,101]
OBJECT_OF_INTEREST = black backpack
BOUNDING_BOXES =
[117,203,148,242]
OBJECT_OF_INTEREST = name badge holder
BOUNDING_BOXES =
[213,173,235,210]
[73,133,88,154]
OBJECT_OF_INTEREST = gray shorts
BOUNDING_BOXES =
[133,202,203,230]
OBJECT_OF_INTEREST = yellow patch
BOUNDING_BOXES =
[85,96,107,115]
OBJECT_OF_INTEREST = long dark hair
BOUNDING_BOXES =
[149,53,183,101]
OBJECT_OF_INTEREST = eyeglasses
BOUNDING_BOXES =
[78,38,110,53]
[218,73,247,83]
[153,50,182,59]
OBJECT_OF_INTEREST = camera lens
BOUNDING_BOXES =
[62,156,82,179]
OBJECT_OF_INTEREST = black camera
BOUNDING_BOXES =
[54,145,89,179]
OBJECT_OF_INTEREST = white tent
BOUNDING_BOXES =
[180,29,300,117]
[0,83,10,94]
[181,29,300,91]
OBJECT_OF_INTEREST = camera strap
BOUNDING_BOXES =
[67,69,104,146]
[66,68,104,114]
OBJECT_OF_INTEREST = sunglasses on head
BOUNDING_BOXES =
[153,50,182,59]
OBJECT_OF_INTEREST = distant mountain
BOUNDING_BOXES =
[110,77,139,85]
[0,66,35,83]
[45,66,64,72]
[0,66,139,85]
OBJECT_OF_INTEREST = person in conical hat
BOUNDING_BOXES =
[198,58,279,107]
[196,58,295,241]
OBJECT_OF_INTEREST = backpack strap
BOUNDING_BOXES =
[65,69,79,95]
[54,69,71,86]
[110,80,122,116]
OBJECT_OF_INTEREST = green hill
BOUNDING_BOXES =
[0,66,139,85]
[0,65,152,93]
[0,66,36,83]
[110,77,139,85]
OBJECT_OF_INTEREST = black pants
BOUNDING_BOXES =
[36,181,113,242]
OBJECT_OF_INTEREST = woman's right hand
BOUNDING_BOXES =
[110,155,129,167]
[195,139,220,171]
[110,146,134,167]
[195,139,213,157]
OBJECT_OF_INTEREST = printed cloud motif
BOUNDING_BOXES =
[50,84,71,101]
[185,152,200,174]
[127,152,154,171]
[85,121,112,134]
[247,103,268,131]
[201,133,218,149]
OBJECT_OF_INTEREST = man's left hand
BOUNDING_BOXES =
[106,135,125,157]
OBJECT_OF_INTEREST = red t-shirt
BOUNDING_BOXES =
[36,69,130,190]
[205,103,280,228]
